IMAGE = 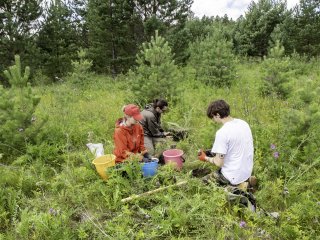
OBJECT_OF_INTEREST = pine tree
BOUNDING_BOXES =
[136,0,193,38]
[130,31,181,104]
[87,0,141,75]
[232,0,287,57]
[260,40,292,98]
[188,25,236,87]
[0,0,42,85]
[86,0,193,75]
[37,0,79,81]
[0,55,43,160]
[283,0,320,56]
[70,48,93,84]
[133,0,193,65]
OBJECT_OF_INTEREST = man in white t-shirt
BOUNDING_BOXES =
[198,99,255,187]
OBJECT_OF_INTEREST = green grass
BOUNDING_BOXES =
[1,62,320,239]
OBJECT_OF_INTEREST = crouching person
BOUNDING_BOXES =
[113,104,149,164]
[198,99,256,191]
[140,99,171,156]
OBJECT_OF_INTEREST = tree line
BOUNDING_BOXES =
[1,0,319,85]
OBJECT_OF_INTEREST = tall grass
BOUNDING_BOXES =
[1,61,320,239]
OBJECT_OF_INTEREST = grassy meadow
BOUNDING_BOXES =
[1,60,320,239]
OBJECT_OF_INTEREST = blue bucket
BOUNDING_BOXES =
[141,159,158,177]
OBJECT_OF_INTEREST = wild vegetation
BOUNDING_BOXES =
[1,0,320,239]
[1,55,319,239]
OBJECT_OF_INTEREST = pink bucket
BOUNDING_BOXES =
[163,149,184,170]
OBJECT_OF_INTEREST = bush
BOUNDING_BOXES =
[281,79,320,162]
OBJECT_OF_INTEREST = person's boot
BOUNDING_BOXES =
[248,176,258,192]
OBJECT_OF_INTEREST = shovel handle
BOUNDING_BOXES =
[121,180,188,203]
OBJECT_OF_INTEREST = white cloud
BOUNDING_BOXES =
[191,0,300,20]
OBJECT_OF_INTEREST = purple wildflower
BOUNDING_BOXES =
[270,144,276,150]
[239,221,246,228]
[49,208,57,216]
[273,152,279,158]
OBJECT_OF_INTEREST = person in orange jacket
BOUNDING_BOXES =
[113,104,148,164]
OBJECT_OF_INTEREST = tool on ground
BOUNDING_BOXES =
[121,180,188,203]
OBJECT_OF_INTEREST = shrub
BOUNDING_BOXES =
[281,79,320,162]
[19,143,66,169]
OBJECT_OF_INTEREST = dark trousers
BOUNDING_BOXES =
[202,168,231,186]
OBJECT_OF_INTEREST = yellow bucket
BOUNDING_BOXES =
[92,154,116,180]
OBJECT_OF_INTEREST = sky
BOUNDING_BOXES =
[191,0,300,20]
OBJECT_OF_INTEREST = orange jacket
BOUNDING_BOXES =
[113,118,146,163]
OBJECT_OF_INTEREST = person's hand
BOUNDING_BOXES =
[198,149,206,161]
[125,151,133,157]
[143,152,151,159]
[164,132,173,139]
[139,155,146,161]
[142,152,152,162]
[141,149,148,155]
[125,151,143,161]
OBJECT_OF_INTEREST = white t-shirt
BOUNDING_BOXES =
[211,118,253,185]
